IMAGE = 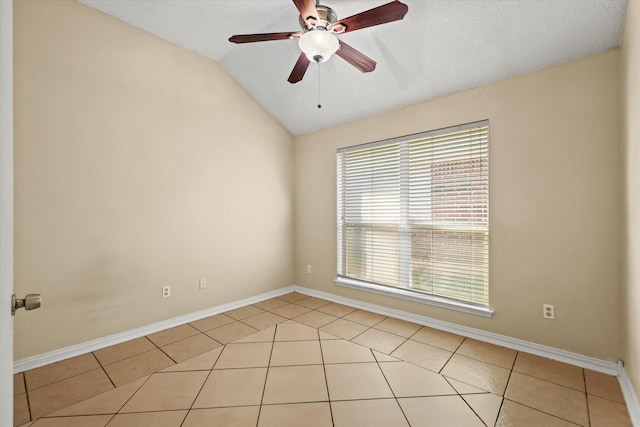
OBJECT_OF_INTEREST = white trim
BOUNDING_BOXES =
[618,361,640,426]
[14,285,295,373]
[294,285,619,375]
[335,277,494,318]
[0,0,14,424]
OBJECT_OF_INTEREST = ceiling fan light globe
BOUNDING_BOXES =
[299,28,339,63]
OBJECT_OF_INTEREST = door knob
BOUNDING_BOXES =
[11,293,41,316]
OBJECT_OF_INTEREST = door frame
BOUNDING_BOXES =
[0,0,14,425]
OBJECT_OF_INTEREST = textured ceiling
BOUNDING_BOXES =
[79,0,627,136]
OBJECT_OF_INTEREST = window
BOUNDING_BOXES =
[336,121,491,316]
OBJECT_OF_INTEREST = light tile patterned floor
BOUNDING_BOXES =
[13,292,633,426]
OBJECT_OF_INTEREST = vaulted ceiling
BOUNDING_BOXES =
[79,0,628,135]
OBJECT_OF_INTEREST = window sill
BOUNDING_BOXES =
[334,277,494,318]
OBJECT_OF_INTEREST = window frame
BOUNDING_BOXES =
[335,120,493,317]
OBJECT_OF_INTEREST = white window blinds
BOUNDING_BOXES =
[337,121,489,307]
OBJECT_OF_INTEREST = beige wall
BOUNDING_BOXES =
[295,50,622,361]
[13,0,294,359]
[623,0,640,402]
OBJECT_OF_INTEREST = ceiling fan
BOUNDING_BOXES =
[229,0,409,84]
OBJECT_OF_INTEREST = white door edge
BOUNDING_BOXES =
[0,0,15,425]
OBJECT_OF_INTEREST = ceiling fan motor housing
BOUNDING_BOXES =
[299,5,337,30]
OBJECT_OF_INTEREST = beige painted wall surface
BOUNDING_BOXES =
[623,0,640,401]
[295,51,622,361]
[13,0,294,359]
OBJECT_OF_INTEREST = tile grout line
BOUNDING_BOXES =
[293,307,338,330]
[458,390,492,427]
[22,373,33,425]
[95,336,157,367]
[143,332,182,366]
[501,397,586,426]
[234,314,277,335]
[437,339,461,375]
[90,350,117,390]
[347,323,374,343]
[451,335,467,353]
[148,325,223,360]
[95,348,165,386]
[317,326,336,427]
[177,344,226,427]
[499,348,516,399]
[204,322,260,345]
[371,347,412,427]
[513,370,591,394]
[149,326,223,365]
[510,357,591,393]
[255,323,277,427]
[583,367,592,427]
[112,374,154,412]
[318,396,405,403]
[384,334,410,358]
[195,313,243,330]
[23,359,103,392]
[491,364,507,427]
[101,374,154,427]
[448,345,520,373]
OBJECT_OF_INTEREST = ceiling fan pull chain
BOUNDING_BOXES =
[317,64,322,109]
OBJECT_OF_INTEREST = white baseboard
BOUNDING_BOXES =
[618,362,640,427]
[13,285,295,373]
[293,285,619,375]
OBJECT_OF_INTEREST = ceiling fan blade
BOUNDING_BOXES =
[229,32,302,44]
[336,41,376,73]
[331,1,408,34]
[288,52,311,83]
[293,0,318,28]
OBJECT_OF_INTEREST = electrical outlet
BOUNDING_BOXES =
[199,278,207,290]
[307,265,312,274]
[543,304,554,319]
[162,286,171,298]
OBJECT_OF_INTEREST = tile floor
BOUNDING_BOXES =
[13,292,633,426]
